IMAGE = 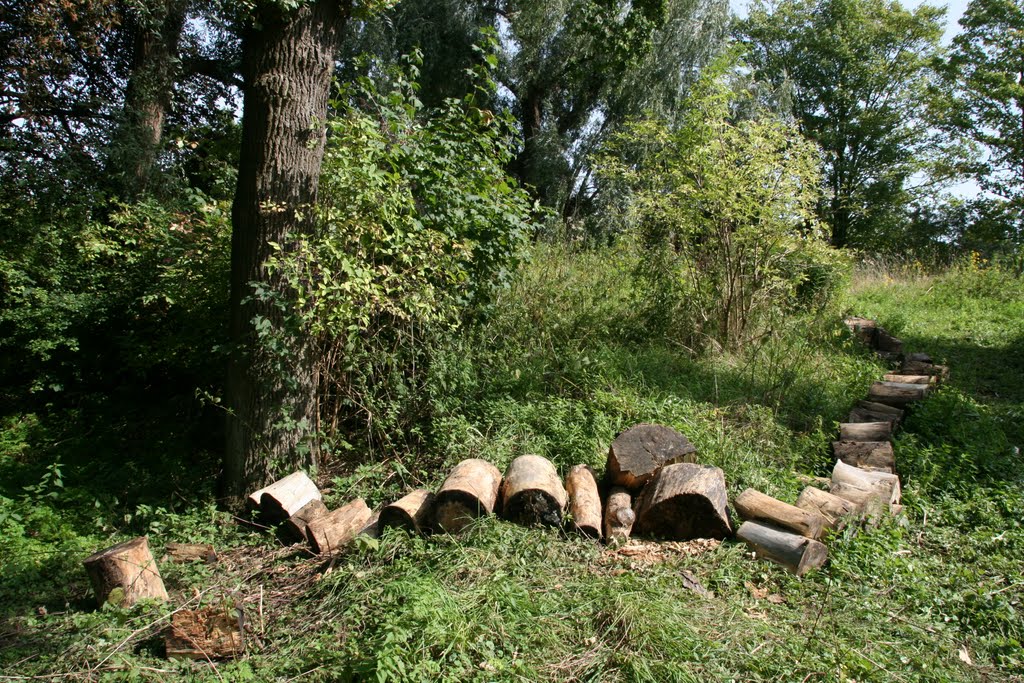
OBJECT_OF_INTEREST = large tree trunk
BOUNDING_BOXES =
[224,0,350,498]
[108,0,187,197]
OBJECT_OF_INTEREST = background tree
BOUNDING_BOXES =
[944,0,1024,245]
[737,0,951,249]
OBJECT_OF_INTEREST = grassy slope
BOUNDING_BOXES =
[1,249,1021,681]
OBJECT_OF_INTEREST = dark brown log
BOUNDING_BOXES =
[307,498,372,555]
[796,487,857,531]
[500,455,567,527]
[883,374,936,385]
[379,489,435,535]
[603,487,635,547]
[838,421,893,441]
[736,521,828,576]
[565,465,601,538]
[868,381,928,407]
[166,606,245,660]
[280,498,328,543]
[433,459,503,533]
[848,400,903,425]
[901,360,949,380]
[606,424,697,491]
[875,329,903,353]
[247,470,321,523]
[83,536,168,607]
[733,488,824,539]
[830,461,901,513]
[164,543,217,564]
[633,463,732,540]
[832,441,896,473]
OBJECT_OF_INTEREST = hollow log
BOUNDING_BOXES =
[796,487,857,531]
[733,488,824,539]
[565,465,602,538]
[868,381,928,407]
[166,606,245,660]
[603,487,635,547]
[83,536,168,607]
[164,543,217,564]
[832,441,896,473]
[433,459,502,533]
[501,455,567,527]
[606,423,697,491]
[249,471,321,523]
[737,521,828,576]
[633,463,732,540]
[838,421,892,441]
[882,374,935,385]
[280,498,329,544]
[379,489,435,535]
[307,498,372,555]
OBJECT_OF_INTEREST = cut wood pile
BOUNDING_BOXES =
[79,316,944,660]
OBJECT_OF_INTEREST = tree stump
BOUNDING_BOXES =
[280,498,329,544]
[606,424,696,491]
[166,605,245,659]
[565,465,602,538]
[868,381,928,407]
[248,470,321,524]
[832,440,896,473]
[379,489,435,535]
[433,459,503,533]
[633,463,732,540]
[737,521,828,576]
[164,543,218,564]
[500,455,567,527]
[603,487,635,547]
[796,486,857,531]
[307,499,372,555]
[838,421,892,441]
[733,488,824,539]
[83,536,168,607]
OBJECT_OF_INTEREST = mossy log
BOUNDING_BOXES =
[565,465,602,538]
[737,521,828,576]
[501,455,567,527]
[606,423,696,491]
[633,463,732,540]
[733,488,824,539]
[433,459,503,533]
[83,536,168,607]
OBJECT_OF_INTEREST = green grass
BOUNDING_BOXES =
[1,247,1021,681]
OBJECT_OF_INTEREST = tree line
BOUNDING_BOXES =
[0,0,1021,495]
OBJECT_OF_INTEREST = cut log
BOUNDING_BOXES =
[166,606,245,659]
[164,543,217,564]
[832,440,896,473]
[901,360,949,380]
[868,381,928,407]
[500,455,567,527]
[433,459,502,533]
[633,463,732,540]
[603,487,635,547]
[733,488,824,539]
[565,465,602,538]
[905,352,932,363]
[882,374,935,385]
[280,498,329,544]
[83,536,168,607]
[875,329,903,353]
[844,317,878,346]
[379,489,435,535]
[736,521,828,576]
[307,498,372,555]
[848,400,903,425]
[796,487,857,531]
[838,421,892,441]
[606,423,697,491]
[830,460,901,513]
[828,482,887,518]
[249,471,321,524]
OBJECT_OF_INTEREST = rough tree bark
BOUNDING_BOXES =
[224,0,351,498]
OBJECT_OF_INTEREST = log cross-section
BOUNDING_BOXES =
[606,424,697,490]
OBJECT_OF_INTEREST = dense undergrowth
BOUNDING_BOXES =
[1,247,1021,681]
